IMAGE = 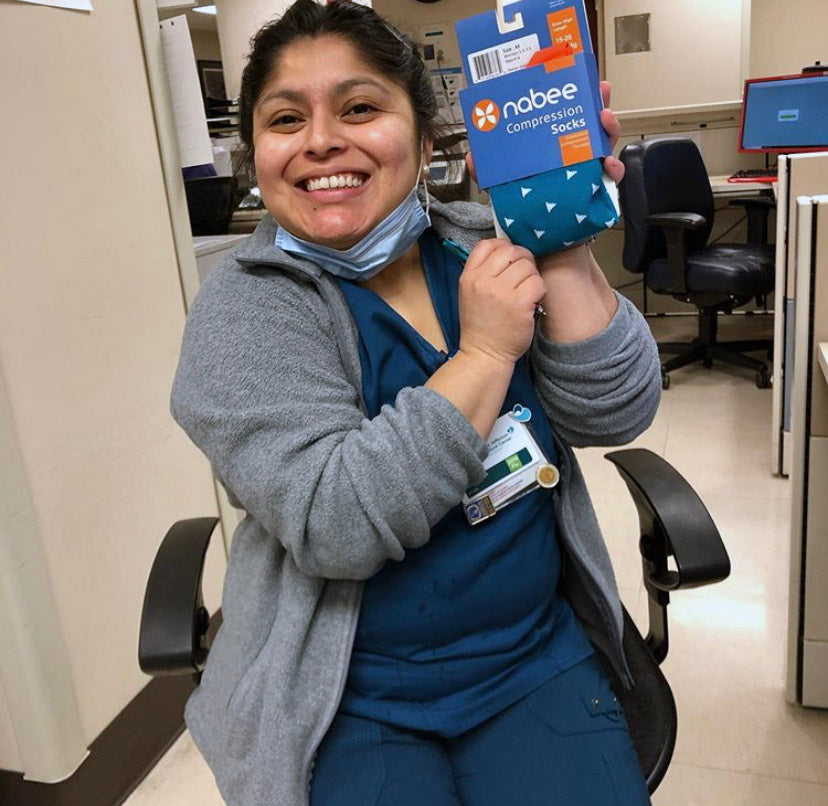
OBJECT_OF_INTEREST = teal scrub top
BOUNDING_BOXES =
[334,228,594,737]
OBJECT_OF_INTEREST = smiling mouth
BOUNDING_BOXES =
[299,172,369,192]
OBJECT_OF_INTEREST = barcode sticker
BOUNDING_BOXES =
[466,34,540,84]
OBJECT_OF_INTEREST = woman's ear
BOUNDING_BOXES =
[421,137,434,178]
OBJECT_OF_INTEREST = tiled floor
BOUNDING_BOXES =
[126,313,828,805]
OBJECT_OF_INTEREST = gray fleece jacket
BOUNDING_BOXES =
[170,197,661,806]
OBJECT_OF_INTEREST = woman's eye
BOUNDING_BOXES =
[270,114,302,128]
[346,103,378,117]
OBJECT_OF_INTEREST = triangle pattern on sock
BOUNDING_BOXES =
[504,218,514,227]
[521,187,532,197]
[566,170,577,180]
[605,219,616,228]
[591,183,600,193]
[546,202,557,212]
[534,229,545,239]
[575,213,587,223]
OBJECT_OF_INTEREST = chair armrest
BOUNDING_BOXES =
[646,212,707,230]
[604,449,730,662]
[138,517,219,677]
[727,197,774,244]
[645,213,707,294]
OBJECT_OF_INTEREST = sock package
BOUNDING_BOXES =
[456,1,619,256]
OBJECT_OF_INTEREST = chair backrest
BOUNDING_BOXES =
[618,137,715,272]
[184,176,237,236]
[600,608,677,794]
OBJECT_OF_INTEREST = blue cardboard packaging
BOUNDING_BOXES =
[455,0,619,254]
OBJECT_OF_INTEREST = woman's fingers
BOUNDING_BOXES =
[603,154,626,184]
[599,81,625,183]
[600,80,612,109]
[600,107,621,152]
[465,152,478,188]
[467,240,536,280]
[465,237,508,271]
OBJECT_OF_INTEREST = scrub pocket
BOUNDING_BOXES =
[526,658,627,735]
[310,714,385,806]
[526,655,651,806]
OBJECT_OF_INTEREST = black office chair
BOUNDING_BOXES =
[618,137,775,389]
[184,176,237,236]
[138,449,730,796]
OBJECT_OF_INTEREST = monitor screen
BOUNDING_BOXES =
[740,73,828,152]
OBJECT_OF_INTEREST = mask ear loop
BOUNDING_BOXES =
[418,138,431,217]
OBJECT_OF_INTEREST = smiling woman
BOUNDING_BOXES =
[169,1,661,805]
[251,40,425,250]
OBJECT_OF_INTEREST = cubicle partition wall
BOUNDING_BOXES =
[786,193,828,708]
[771,153,828,476]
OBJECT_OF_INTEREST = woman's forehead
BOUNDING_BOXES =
[262,34,396,98]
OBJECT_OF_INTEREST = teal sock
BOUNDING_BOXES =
[488,159,618,256]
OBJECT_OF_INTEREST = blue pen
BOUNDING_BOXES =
[440,237,471,263]
[439,237,546,317]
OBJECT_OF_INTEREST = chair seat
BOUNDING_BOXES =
[647,243,775,296]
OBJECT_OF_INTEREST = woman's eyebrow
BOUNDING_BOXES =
[257,77,392,110]
[332,77,392,98]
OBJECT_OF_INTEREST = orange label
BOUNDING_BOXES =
[559,130,593,166]
[543,54,576,73]
[547,7,584,54]
[471,99,500,132]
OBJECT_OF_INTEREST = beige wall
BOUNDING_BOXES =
[191,28,223,62]
[602,0,747,113]
[0,0,224,781]
[751,0,828,78]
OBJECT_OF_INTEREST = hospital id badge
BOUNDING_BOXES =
[463,406,560,526]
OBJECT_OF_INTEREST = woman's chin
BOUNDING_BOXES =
[299,219,374,251]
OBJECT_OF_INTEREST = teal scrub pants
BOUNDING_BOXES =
[309,654,651,805]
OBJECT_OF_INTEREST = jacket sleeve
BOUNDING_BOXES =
[528,291,661,447]
[170,269,488,581]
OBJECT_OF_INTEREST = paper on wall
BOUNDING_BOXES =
[159,15,214,169]
[13,0,93,9]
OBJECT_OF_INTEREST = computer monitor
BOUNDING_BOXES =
[738,72,828,153]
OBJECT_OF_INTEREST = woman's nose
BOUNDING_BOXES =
[304,116,346,158]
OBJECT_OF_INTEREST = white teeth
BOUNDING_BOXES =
[305,173,365,191]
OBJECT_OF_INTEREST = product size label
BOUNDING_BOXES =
[466,33,540,83]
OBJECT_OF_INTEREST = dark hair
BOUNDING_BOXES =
[239,0,440,167]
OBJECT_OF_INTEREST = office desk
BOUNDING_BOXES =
[708,174,777,198]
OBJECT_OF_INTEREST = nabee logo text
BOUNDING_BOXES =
[472,82,580,133]
[503,82,579,118]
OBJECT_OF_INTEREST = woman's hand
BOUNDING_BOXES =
[457,239,547,367]
[599,81,624,184]
[464,81,624,186]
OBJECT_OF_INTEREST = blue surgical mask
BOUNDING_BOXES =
[275,170,431,282]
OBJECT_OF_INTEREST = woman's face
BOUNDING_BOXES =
[252,35,427,250]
